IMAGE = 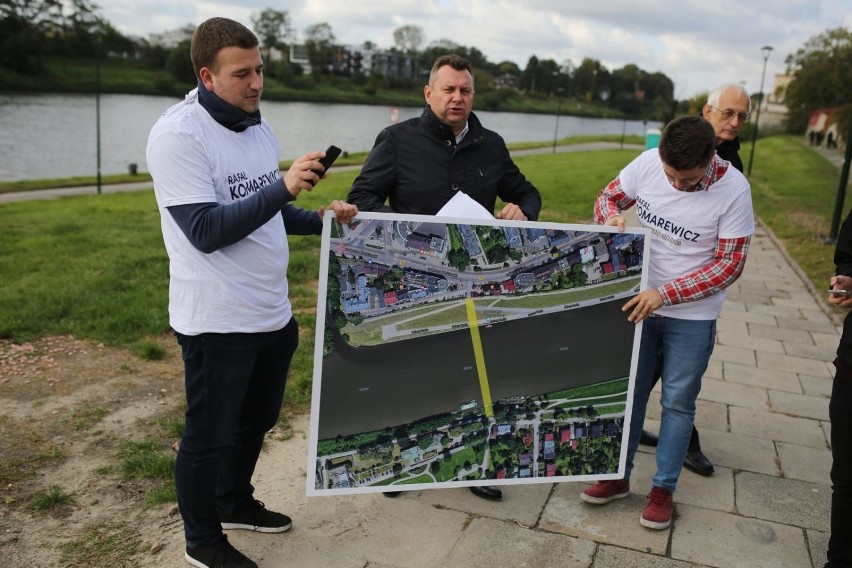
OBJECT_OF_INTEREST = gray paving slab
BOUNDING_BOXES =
[671,504,812,568]
[735,471,830,532]
[757,351,834,377]
[799,374,832,398]
[811,330,843,348]
[670,464,735,513]
[776,442,832,485]
[698,377,770,410]
[768,389,830,420]
[711,344,757,366]
[808,528,830,568]
[715,317,750,336]
[775,316,840,334]
[747,304,815,320]
[783,341,838,362]
[729,407,827,447]
[717,330,786,354]
[444,517,597,568]
[748,322,818,343]
[591,546,694,567]
[697,430,780,476]
[718,307,778,325]
[722,362,802,393]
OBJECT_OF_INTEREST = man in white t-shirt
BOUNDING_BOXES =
[579,116,754,531]
[147,17,355,568]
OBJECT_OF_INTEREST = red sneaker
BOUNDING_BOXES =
[640,486,673,529]
[579,479,630,504]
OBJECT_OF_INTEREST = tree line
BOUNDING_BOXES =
[1,1,850,133]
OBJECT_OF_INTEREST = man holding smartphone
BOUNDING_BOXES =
[824,211,852,568]
[147,17,356,568]
[347,53,541,501]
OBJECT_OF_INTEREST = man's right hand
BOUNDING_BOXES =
[283,151,326,197]
[829,274,852,306]
[605,214,626,233]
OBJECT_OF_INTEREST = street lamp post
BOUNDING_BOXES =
[552,98,562,154]
[747,45,773,177]
[552,87,564,154]
[95,40,102,195]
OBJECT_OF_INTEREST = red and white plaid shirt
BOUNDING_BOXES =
[594,159,751,307]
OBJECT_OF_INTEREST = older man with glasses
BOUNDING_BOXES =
[702,83,751,173]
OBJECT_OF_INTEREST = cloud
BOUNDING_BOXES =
[95,0,849,98]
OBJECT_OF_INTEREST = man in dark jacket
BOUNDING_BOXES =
[347,55,541,223]
[347,54,542,501]
[638,83,753,477]
[825,211,852,568]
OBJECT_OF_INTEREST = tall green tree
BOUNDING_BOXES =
[393,24,423,53]
[304,21,335,75]
[250,7,292,63]
[784,26,852,133]
[0,0,63,73]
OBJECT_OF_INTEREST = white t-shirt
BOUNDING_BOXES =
[146,89,291,335]
[620,149,754,320]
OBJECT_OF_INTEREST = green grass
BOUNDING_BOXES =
[58,521,144,567]
[117,438,176,505]
[29,484,75,511]
[134,340,166,361]
[71,405,109,431]
[747,135,847,289]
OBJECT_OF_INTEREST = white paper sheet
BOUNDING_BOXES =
[436,191,494,220]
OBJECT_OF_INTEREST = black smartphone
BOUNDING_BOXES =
[316,145,342,173]
[827,288,852,297]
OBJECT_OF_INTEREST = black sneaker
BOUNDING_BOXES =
[220,499,292,533]
[185,536,257,568]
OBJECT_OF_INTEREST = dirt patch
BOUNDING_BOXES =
[0,335,190,567]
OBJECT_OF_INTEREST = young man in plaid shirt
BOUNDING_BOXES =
[580,116,754,530]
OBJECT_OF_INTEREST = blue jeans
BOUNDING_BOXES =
[828,372,852,567]
[624,316,716,492]
[174,319,298,548]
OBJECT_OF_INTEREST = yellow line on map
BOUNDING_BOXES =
[465,298,494,418]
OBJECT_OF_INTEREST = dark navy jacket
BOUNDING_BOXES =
[347,106,542,220]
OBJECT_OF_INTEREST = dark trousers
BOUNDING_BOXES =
[651,352,701,452]
[174,319,299,548]
[828,373,852,567]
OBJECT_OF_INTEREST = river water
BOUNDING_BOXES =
[317,300,636,440]
[0,92,656,182]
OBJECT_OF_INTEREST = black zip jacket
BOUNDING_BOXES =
[836,210,852,369]
[717,137,744,173]
[347,106,542,220]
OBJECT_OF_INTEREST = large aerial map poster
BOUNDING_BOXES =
[307,212,649,496]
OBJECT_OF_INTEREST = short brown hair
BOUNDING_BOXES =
[429,54,473,86]
[658,116,716,170]
[190,17,259,79]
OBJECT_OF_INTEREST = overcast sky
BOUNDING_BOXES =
[95,0,850,100]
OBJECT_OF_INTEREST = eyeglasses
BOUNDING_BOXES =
[665,173,705,191]
[710,105,749,123]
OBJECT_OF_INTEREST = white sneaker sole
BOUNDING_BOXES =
[579,490,629,505]
[221,522,292,533]
[640,516,671,530]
